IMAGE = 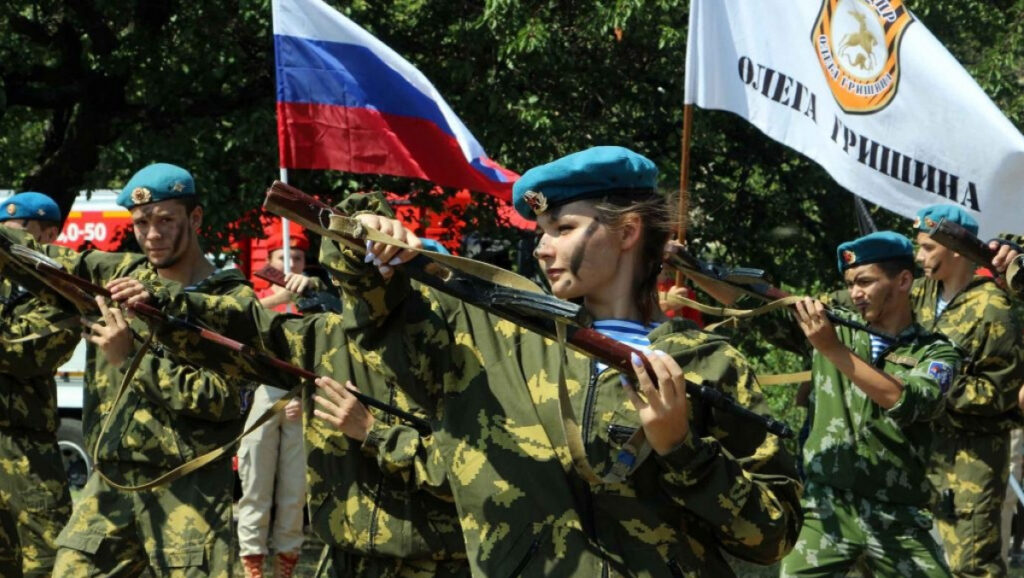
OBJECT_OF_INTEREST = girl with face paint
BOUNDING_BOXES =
[335,147,802,575]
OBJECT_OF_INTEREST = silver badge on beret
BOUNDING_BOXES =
[5,204,15,216]
[36,209,45,217]
[523,191,548,215]
[131,187,153,205]
[172,181,185,193]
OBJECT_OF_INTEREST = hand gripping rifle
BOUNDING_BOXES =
[263,181,793,439]
[663,243,897,341]
[254,264,343,314]
[0,235,430,435]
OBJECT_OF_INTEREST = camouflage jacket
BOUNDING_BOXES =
[305,194,803,577]
[803,307,959,507]
[1010,256,1023,300]
[0,278,78,435]
[140,281,466,561]
[911,276,1024,433]
[0,227,248,470]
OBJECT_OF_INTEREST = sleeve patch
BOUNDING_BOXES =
[928,361,954,394]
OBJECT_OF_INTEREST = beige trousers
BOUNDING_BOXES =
[237,385,306,556]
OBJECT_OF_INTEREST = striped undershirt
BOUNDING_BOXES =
[592,319,662,374]
[869,334,893,363]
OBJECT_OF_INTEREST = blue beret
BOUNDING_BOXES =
[117,163,196,209]
[0,192,61,223]
[512,146,658,220]
[913,204,978,235]
[419,238,451,255]
[837,231,914,274]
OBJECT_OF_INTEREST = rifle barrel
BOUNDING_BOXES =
[7,254,431,434]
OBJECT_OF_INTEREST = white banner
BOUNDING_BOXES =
[685,0,1024,238]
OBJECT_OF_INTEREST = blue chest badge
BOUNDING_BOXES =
[928,361,954,394]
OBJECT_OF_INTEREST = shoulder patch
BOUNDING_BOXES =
[927,361,954,395]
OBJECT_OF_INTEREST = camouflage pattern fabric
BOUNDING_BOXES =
[313,545,471,578]
[0,227,250,574]
[137,279,468,567]
[0,278,78,576]
[931,433,1009,577]
[912,276,1024,576]
[0,279,78,434]
[141,193,803,576]
[996,233,1024,300]
[0,432,73,577]
[51,466,234,577]
[780,483,950,577]
[781,307,959,574]
[311,192,802,576]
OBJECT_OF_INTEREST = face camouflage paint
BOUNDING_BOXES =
[569,220,600,277]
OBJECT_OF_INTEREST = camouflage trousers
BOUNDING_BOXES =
[52,461,235,577]
[0,429,72,578]
[930,429,1010,577]
[313,545,471,578]
[780,483,950,577]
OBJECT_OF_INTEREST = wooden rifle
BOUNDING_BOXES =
[263,182,794,439]
[924,217,1023,272]
[663,243,897,341]
[254,265,342,314]
[0,236,430,434]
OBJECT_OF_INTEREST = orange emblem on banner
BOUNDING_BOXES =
[812,0,914,114]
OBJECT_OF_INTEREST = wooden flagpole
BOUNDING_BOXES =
[675,103,694,285]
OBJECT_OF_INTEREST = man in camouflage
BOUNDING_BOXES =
[105,202,473,577]
[0,192,78,577]
[0,164,251,577]
[912,205,1024,576]
[780,231,959,577]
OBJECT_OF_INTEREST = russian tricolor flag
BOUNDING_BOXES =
[272,0,519,200]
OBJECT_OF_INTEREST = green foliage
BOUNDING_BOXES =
[0,0,1022,381]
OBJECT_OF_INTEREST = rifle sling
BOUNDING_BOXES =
[94,334,305,492]
[554,323,650,487]
[327,215,545,294]
[756,371,813,386]
[664,293,803,319]
[327,215,655,485]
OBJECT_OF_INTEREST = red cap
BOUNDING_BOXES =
[264,229,309,253]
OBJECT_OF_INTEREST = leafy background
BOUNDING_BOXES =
[3,0,1023,493]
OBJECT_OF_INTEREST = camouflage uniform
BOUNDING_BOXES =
[0,227,249,577]
[137,271,469,576]
[912,276,1024,576]
[141,194,803,576]
[0,278,77,577]
[780,307,959,577]
[324,194,802,576]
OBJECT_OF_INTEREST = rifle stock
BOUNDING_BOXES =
[264,182,794,439]
[926,218,998,269]
[254,265,316,298]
